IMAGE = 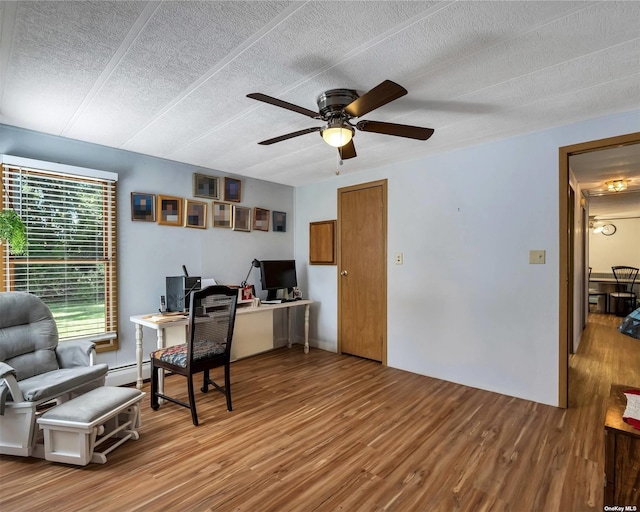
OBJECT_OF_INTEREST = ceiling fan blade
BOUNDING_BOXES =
[356,120,434,141]
[338,140,357,160]
[247,93,319,118]
[343,80,407,118]
[257,127,321,145]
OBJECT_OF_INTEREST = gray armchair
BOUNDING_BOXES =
[0,292,108,457]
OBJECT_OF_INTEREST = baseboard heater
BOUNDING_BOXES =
[105,362,150,387]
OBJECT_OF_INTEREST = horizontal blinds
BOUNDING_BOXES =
[1,164,118,344]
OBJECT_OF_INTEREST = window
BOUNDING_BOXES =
[1,156,118,351]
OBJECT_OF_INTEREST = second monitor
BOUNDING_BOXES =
[259,260,297,301]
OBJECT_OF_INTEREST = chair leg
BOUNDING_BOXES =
[201,370,210,393]
[187,375,198,426]
[150,360,159,411]
[224,363,232,412]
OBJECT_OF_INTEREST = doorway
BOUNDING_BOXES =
[337,179,387,363]
[558,132,640,408]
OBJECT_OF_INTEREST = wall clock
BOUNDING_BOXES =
[602,224,616,236]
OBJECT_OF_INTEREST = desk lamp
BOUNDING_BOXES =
[241,259,261,287]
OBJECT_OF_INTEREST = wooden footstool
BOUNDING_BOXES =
[37,386,144,466]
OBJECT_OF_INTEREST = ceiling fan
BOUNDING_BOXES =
[246,80,434,160]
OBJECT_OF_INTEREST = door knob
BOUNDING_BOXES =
[340,270,348,276]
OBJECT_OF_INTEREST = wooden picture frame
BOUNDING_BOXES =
[233,205,251,232]
[130,192,156,222]
[212,201,233,228]
[185,199,207,229]
[253,207,270,232]
[224,177,242,202]
[193,173,219,199]
[310,220,337,265]
[157,195,183,226]
[272,211,286,232]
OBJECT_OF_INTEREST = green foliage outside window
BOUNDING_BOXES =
[0,209,27,255]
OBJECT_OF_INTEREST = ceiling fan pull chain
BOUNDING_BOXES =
[336,150,342,175]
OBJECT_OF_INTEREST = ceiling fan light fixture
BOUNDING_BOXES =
[321,123,354,148]
[605,179,628,192]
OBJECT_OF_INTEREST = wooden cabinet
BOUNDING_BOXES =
[604,384,640,507]
[309,220,336,265]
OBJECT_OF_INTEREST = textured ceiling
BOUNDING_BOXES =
[0,1,639,188]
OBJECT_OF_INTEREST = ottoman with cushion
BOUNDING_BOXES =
[37,386,144,465]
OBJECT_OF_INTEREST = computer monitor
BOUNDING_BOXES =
[259,260,297,301]
[166,276,201,312]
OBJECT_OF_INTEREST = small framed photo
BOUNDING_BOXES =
[212,201,233,228]
[193,173,219,199]
[157,195,183,226]
[131,192,156,222]
[253,207,270,232]
[272,211,286,232]
[185,199,207,229]
[224,177,242,202]
[233,205,251,232]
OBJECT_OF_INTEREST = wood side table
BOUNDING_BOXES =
[604,384,640,508]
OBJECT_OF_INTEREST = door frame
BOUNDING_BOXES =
[558,131,640,408]
[337,179,388,365]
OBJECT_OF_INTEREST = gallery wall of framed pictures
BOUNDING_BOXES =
[130,173,287,234]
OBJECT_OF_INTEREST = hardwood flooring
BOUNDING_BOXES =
[1,313,639,511]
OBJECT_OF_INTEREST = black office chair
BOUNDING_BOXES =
[588,267,609,313]
[610,266,639,317]
[150,285,238,426]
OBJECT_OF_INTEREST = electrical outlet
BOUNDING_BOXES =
[529,250,546,264]
[395,252,403,265]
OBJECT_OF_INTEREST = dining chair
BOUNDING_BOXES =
[610,266,639,317]
[150,285,238,426]
[588,267,609,313]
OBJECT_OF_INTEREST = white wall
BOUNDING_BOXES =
[0,124,295,371]
[295,110,640,407]
[589,217,640,272]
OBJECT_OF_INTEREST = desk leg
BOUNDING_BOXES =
[135,324,143,390]
[157,328,165,398]
[304,304,310,354]
[287,308,292,348]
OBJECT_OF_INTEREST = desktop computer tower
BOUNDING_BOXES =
[166,276,201,312]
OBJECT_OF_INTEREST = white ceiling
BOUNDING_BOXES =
[0,1,639,188]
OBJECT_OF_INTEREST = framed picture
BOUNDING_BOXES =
[212,201,233,228]
[253,207,270,232]
[185,199,207,229]
[224,177,242,202]
[130,192,156,222]
[193,173,219,199]
[233,205,251,232]
[157,195,183,226]
[272,211,286,232]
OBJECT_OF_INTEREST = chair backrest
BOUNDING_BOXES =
[0,292,60,381]
[612,266,639,292]
[188,286,238,366]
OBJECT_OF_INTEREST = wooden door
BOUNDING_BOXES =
[338,179,387,363]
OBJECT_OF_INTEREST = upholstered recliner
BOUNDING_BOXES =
[0,291,108,457]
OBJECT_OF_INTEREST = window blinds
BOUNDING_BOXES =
[1,162,118,349]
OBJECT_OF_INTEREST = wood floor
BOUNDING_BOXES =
[1,313,639,511]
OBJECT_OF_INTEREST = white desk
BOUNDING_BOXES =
[129,300,312,390]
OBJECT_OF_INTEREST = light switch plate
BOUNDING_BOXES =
[395,252,403,265]
[529,250,546,264]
